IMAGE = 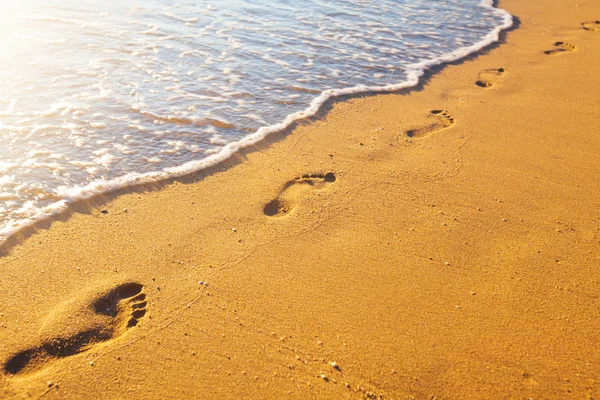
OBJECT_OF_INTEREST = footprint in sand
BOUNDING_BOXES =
[476,68,506,88]
[544,41,576,55]
[405,110,455,139]
[582,20,600,31]
[263,172,336,217]
[3,282,147,376]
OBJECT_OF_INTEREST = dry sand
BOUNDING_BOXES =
[1,0,600,398]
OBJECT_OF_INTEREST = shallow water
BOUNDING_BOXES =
[0,0,511,242]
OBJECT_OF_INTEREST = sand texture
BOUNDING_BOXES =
[1,0,600,398]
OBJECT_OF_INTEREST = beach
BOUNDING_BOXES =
[1,0,600,398]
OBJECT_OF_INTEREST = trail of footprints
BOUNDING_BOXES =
[1,18,595,381]
[264,172,336,217]
[405,110,455,139]
[3,282,147,376]
[542,18,598,55]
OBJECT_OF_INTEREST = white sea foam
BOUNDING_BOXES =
[0,0,512,245]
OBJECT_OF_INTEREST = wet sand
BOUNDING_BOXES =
[1,0,600,398]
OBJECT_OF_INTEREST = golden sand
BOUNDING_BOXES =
[1,0,600,398]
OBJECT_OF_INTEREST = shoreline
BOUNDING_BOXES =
[0,1,513,250]
[2,0,600,398]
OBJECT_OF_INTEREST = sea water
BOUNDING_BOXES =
[0,0,511,243]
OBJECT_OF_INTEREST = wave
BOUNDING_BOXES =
[0,0,513,245]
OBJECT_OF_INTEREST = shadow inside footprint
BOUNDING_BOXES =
[544,41,576,55]
[476,68,505,88]
[405,110,455,138]
[3,282,147,376]
[264,172,336,217]
[263,198,290,217]
[4,329,112,376]
[582,20,600,31]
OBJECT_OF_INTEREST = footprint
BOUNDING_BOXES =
[544,41,576,55]
[476,68,506,88]
[582,20,600,31]
[405,110,455,139]
[3,282,147,376]
[263,172,336,217]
